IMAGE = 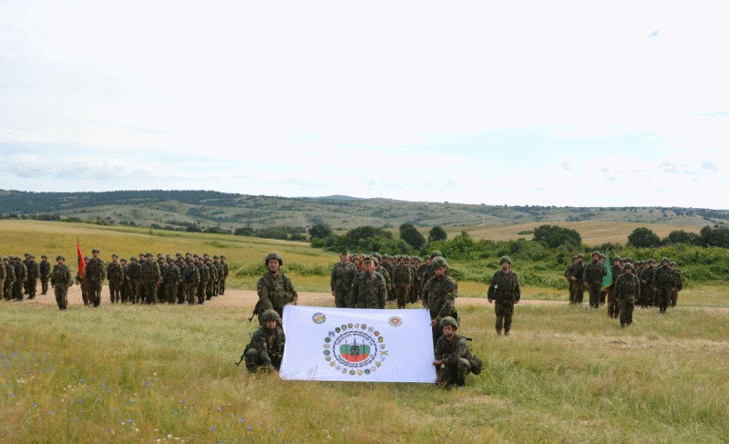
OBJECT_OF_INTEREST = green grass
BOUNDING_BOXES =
[2,301,728,443]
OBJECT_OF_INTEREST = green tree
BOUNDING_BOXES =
[399,223,426,250]
[532,224,582,248]
[428,226,448,242]
[627,227,661,248]
[309,223,332,239]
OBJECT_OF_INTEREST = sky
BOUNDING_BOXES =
[1,1,727,209]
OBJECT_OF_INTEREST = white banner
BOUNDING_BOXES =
[280,306,437,383]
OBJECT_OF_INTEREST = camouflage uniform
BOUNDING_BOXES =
[163,261,182,304]
[423,269,458,344]
[243,323,286,372]
[349,267,386,309]
[25,258,39,299]
[653,260,673,313]
[196,260,209,304]
[564,257,585,303]
[257,272,298,316]
[393,260,414,309]
[638,262,657,307]
[106,259,125,303]
[182,260,200,305]
[50,259,73,310]
[434,333,476,388]
[670,263,683,307]
[487,262,521,336]
[330,260,356,308]
[140,256,162,304]
[85,256,104,307]
[206,260,218,300]
[219,256,229,295]
[12,258,27,301]
[607,259,623,318]
[126,259,142,303]
[614,268,640,327]
[39,257,51,295]
[583,255,606,309]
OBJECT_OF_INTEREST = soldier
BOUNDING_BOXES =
[50,255,73,310]
[126,257,141,304]
[565,253,586,304]
[106,254,125,303]
[39,255,51,295]
[423,257,458,344]
[119,258,130,303]
[487,256,521,336]
[654,257,674,314]
[3,257,16,300]
[76,256,90,306]
[163,257,182,304]
[85,249,104,307]
[607,256,623,319]
[670,261,683,307]
[0,256,6,299]
[433,316,481,389]
[392,256,414,309]
[373,256,391,304]
[330,251,356,308]
[212,255,222,296]
[583,251,606,309]
[219,254,229,295]
[349,256,386,309]
[638,259,657,307]
[257,253,298,318]
[182,257,200,305]
[206,258,218,300]
[614,263,640,327]
[12,256,27,301]
[25,255,40,299]
[175,255,187,303]
[137,253,147,302]
[196,257,209,305]
[140,252,162,304]
[241,309,285,373]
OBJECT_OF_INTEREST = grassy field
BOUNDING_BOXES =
[2,220,729,443]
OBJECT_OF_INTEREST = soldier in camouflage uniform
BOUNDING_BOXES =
[374,256,391,304]
[564,253,585,304]
[50,255,73,310]
[140,252,162,304]
[433,316,481,389]
[119,258,130,303]
[257,253,298,318]
[423,257,458,344]
[0,257,7,300]
[196,257,209,304]
[219,255,229,295]
[85,249,104,307]
[106,254,125,303]
[183,257,200,305]
[330,251,356,308]
[487,256,521,336]
[206,258,218,300]
[583,251,606,309]
[242,309,286,373]
[12,256,27,301]
[163,257,182,304]
[126,257,141,303]
[607,256,623,318]
[653,257,674,314]
[392,256,414,309]
[39,255,51,295]
[670,262,683,307]
[349,256,386,309]
[638,259,657,307]
[614,263,640,327]
[25,255,40,299]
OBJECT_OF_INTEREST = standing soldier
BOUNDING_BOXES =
[487,256,521,336]
[565,253,586,304]
[175,255,187,304]
[392,256,414,309]
[196,257,209,305]
[423,257,458,344]
[126,257,141,304]
[0,256,6,299]
[654,257,674,314]
[25,255,40,299]
[349,256,386,309]
[670,261,683,307]
[257,253,298,318]
[12,256,27,301]
[119,258,130,303]
[638,259,657,307]
[219,255,229,295]
[163,257,181,304]
[106,254,125,303]
[39,255,51,295]
[206,257,218,300]
[183,257,200,305]
[76,256,90,306]
[583,251,606,309]
[606,256,623,319]
[4,257,16,300]
[85,249,104,307]
[140,252,162,304]
[330,251,356,308]
[614,263,640,327]
[373,256,391,304]
[50,255,73,310]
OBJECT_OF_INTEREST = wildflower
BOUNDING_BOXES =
[210,426,216,431]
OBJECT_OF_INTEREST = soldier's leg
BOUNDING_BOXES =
[29,278,38,298]
[658,287,670,313]
[395,287,406,309]
[220,279,225,295]
[502,302,515,335]
[14,281,23,300]
[618,299,628,327]
[624,300,635,326]
[41,278,48,295]
[92,281,102,307]
[670,288,678,307]
[456,358,471,387]
[55,286,68,310]
[494,302,504,335]
[197,282,206,304]
[109,283,115,303]
[575,284,584,303]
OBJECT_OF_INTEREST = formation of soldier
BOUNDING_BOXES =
[566,253,683,326]
[2,250,229,308]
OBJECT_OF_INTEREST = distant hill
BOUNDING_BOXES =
[1,189,727,233]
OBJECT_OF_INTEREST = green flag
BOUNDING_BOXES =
[603,251,612,287]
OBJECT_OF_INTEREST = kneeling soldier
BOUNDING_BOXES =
[433,316,482,389]
[242,309,286,373]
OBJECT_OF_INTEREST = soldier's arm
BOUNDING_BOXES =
[437,281,457,318]
[256,276,275,311]
[441,338,469,365]
[513,274,521,303]
[285,276,298,305]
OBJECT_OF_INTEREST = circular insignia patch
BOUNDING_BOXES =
[323,322,388,376]
[389,316,403,327]
[312,313,326,324]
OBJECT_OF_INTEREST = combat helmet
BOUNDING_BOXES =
[431,257,448,269]
[56,255,65,261]
[264,252,283,266]
[260,309,281,323]
[440,316,458,329]
[499,256,511,264]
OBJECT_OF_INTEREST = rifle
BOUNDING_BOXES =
[235,355,244,366]
[248,300,262,322]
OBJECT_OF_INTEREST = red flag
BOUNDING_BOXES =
[77,241,86,278]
